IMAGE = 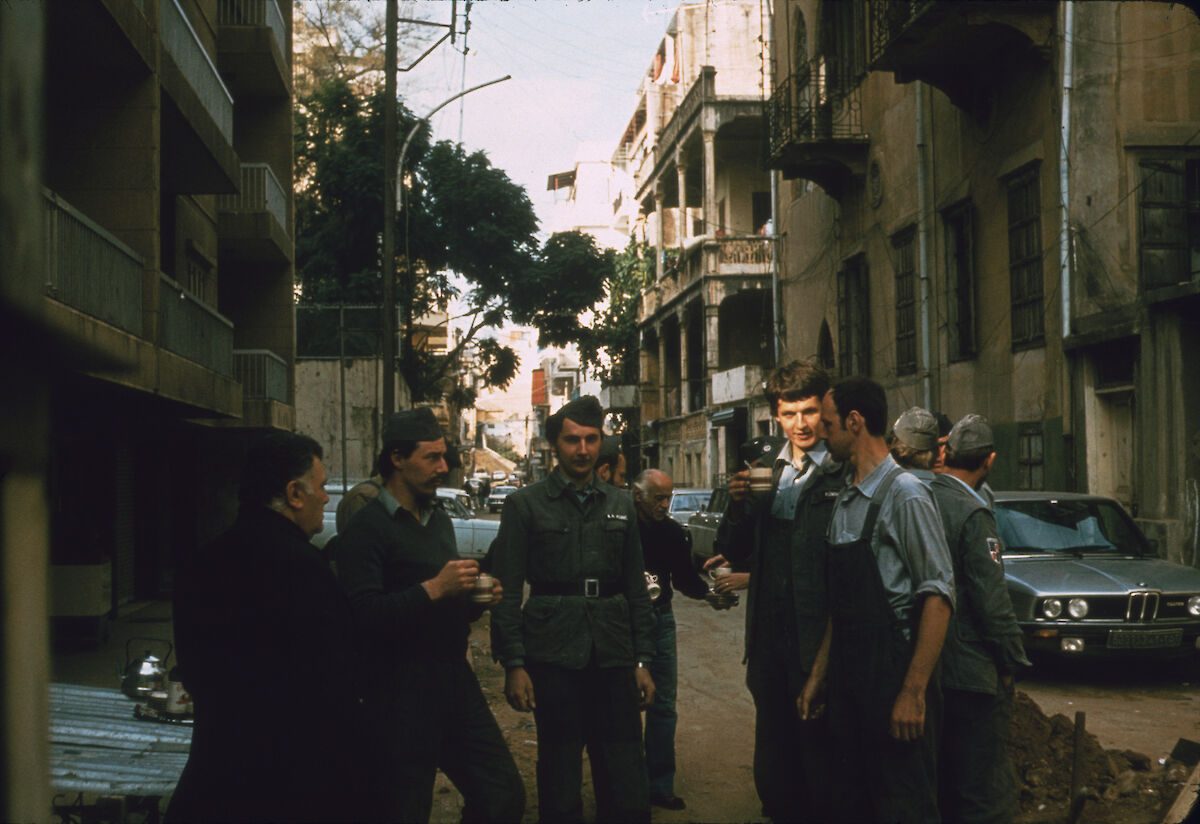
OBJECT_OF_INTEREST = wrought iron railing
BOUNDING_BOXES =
[218,163,288,230]
[867,0,935,66]
[161,0,234,143]
[159,273,235,376]
[233,349,288,402]
[42,189,144,337]
[767,58,866,156]
[217,0,286,58]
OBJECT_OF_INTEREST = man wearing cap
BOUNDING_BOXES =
[632,468,711,811]
[706,359,844,822]
[596,435,628,488]
[889,406,939,485]
[490,395,655,823]
[931,415,1029,824]
[802,377,955,823]
[337,408,524,823]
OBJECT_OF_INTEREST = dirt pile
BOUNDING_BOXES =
[1011,690,1192,823]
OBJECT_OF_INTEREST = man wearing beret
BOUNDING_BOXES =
[337,407,524,823]
[931,415,1029,824]
[490,395,656,823]
[888,406,939,485]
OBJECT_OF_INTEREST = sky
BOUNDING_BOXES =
[397,0,680,233]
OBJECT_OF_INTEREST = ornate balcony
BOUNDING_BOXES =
[766,59,869,199]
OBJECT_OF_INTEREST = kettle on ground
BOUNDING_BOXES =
[121,638,173,700]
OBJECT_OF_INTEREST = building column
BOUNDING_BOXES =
[657,324,668,419]
[654,186,665,280]
[675,149,688,246]
[702,131,716,236]
[705,303,721,407]
[678,309,691,414]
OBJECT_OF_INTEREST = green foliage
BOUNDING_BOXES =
[579,238,654,384]
[511,231,613,349]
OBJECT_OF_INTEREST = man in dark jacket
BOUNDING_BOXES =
[491,396,655,823]
[931,415,1030,823]
[708,359,843,821]
[632,468,711,810]
[336,408,524,823]
[168,432,370,823]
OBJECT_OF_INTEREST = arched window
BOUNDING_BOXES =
[793,9,809,71]
[817,319,835,371]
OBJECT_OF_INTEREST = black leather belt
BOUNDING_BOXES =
[530,579,622,598]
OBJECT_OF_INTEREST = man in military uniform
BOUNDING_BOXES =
[490,396,655,823]
[931,415,1030,824]
[709,359,843,822]
[888,406,939,485]
[337,408,524,823]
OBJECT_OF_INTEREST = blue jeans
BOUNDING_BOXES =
[644,606,678,798]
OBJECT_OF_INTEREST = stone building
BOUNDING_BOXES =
[767,0,1200,562]
[622,0,777,487]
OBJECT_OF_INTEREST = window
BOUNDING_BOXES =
[1018,422,1045,491]
[821,0,866,98]
[1006,165,1044,350]
[892,229,916,376]
[944,201,976,359]
[817,319,835,371]
[752,192,772,234]
[1138,159,1200,289]
[837,255,870,376]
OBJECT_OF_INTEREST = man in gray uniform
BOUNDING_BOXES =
[888,406,939,485]
[802,377,955,823]
[931,415,1030,824]
[491,396,655,823]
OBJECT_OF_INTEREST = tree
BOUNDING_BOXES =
[578,238,654,386]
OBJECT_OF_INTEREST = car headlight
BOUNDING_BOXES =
[1188,596,1200,617]
[1067,598,1089,619]
[1042,598,1063,619]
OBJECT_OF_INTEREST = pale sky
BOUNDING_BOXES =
[399,0,679,234]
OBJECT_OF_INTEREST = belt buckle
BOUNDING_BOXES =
[584,578,600,598]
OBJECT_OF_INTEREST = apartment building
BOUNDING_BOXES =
[767,1,1200,562]
[38,0,296,629]
[621,0,776,487]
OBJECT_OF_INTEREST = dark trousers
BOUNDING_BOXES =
[644,607,678,798]
[370,658,525,823]
[939,684,1017,824]
[525,660,649,824]
[746,644,831,822]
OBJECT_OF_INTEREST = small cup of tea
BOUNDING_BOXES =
[747,466,774,497]
[472,573,495,603]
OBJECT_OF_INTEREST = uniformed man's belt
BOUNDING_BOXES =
[530,579,622,597]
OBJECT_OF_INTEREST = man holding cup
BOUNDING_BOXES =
[337,408,524,822]
[707,359,844,821]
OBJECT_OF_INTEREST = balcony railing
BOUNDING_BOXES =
[159,273,234,377]
[218,163,287,229]
[161,0,234,143]
[867,0,935,66]
[43,189,144,337]
[233,349,288,402]
[717,237,772,267]
[217,0,286,58]
[768,59,865,156]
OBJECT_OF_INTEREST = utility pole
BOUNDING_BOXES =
[381,0,398,415]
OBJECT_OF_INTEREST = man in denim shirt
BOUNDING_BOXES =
[491,396,655,823]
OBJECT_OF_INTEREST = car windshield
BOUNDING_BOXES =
[436,496,471,519]
[671,493,709,512]
[492,486,516,496]
[994,499,1150,556]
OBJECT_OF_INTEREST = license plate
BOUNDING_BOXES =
[1106,628,1183,649]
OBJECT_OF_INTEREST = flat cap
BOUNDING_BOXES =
[382,407,444,444]
[947,414,994,458]
[892,407,939,452]
[739,435,786,467]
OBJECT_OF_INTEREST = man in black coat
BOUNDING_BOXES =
[708,359,844,822]
[168,432,371,823]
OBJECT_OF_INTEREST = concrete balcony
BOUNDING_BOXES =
[42,189,144,337]
[160,0,239,193]
[712,364,764,405]
[217,0,290,98]
[218,163,291,263]
[158,273,234,378]
[766,59,869,199]
[234,348,294,429]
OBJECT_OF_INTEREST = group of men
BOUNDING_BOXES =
[708,360,1030,823]
[167,358,1028,824]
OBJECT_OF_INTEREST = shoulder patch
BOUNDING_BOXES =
[986,537,1003,565]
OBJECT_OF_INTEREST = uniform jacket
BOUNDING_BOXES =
[490,471,655,669]
[931,474,1030,694]
[715,446,846,670]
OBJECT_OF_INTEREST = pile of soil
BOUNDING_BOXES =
[1010,690,1192,823]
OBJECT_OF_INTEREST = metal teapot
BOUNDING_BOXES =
[121,638,173,700]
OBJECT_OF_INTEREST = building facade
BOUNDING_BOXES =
[767,0,1200,563]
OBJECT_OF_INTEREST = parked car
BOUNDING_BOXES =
[488,485,518,513]
[669,488,713,526]
[993,491,1200,660]
[436,487,499,560]
[687,487,730,570]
